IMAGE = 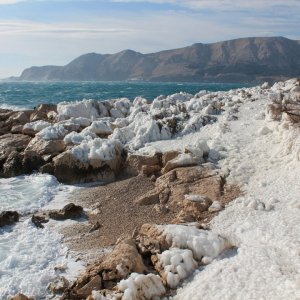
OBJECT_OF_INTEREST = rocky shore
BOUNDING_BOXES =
[2,78,300,300]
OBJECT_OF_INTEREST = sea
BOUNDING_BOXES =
[0,81,250,299]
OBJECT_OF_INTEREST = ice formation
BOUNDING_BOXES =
[156,248,197,288]
[118,273,166,300]
[36,124,68,140]
[161,225,229,261]
[23,120,51,132]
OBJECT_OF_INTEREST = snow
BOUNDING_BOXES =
[161,225,229,262]
[57,99,100,120]
[162,80,300,300]
[87,120,113,135]
[156,248,197,289]
[70,138,122,164]
[23,120,51,132]
[118,273,166,300]
[36,124,68,140]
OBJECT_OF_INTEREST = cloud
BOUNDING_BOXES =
[112,0,300,10]
[0,0,24,4]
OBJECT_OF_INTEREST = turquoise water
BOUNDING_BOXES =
[0,81,251,110]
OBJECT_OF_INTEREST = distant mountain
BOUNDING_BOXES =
[17,37,300,83]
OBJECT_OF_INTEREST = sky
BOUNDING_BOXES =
[0,0,299,78]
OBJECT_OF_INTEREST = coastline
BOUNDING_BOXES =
[0,78,299,299]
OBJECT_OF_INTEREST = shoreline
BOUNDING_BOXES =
[1,78,299,299]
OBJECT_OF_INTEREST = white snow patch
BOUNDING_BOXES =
[157,248,197,288]
[23,120,50,132]
[118,273,165,300]
[36,124,68,140]
[160,224,229,261]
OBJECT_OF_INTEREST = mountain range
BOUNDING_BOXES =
[16,37,300,83]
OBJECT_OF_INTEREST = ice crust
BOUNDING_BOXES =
[118,273,166,300]
[23,120,51,132]
[157,248,197,289]
[161,225,229,261]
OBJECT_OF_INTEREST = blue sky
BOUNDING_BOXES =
[0,0,299,78]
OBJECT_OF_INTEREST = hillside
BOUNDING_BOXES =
[18,37,300,83]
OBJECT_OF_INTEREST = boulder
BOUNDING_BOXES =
[48,276,69,294]
[140,164,161,176]
[134,190,160,206]
[49,203,83,220]
[10,294,32,300]
[25,137,65,156]
[0,133,31,152]
[46,151,120,184]
[162,153,198,174]
[76,275,102,299]
[136,223,170,255]
[30,104,57,122]
[7,111,31,125]
[2,151,24,177]
[126,154,161,176]
[179,194,213,221]
[161,150,181,166]
[22,150,45,173]
[31,214,49,228]
[100,238,147,283]
[0,211,19,227]
[11,125,24,134]
[65,238,147,299]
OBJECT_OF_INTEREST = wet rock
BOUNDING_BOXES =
[0,211,19,227]
[48,276,70,294]
[2,150,23,177]
[10,293,32,300]
[49,203,83,220]
[31,214,49,228]
[22,150,45,173]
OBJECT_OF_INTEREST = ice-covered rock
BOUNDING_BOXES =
[57,99,100,120]
[87,120,113,136]
[23,120,51,136]
[118,273,165,300]
[208,200,222,212]
[154,248,197,288]
[64,130,97,145]
[161,224,229,261]
[71,138,122,166]
[36,124,68,140]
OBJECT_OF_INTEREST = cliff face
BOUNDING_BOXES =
[19,37,300,83]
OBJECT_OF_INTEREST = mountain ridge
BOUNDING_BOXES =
[17,36,300,83]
